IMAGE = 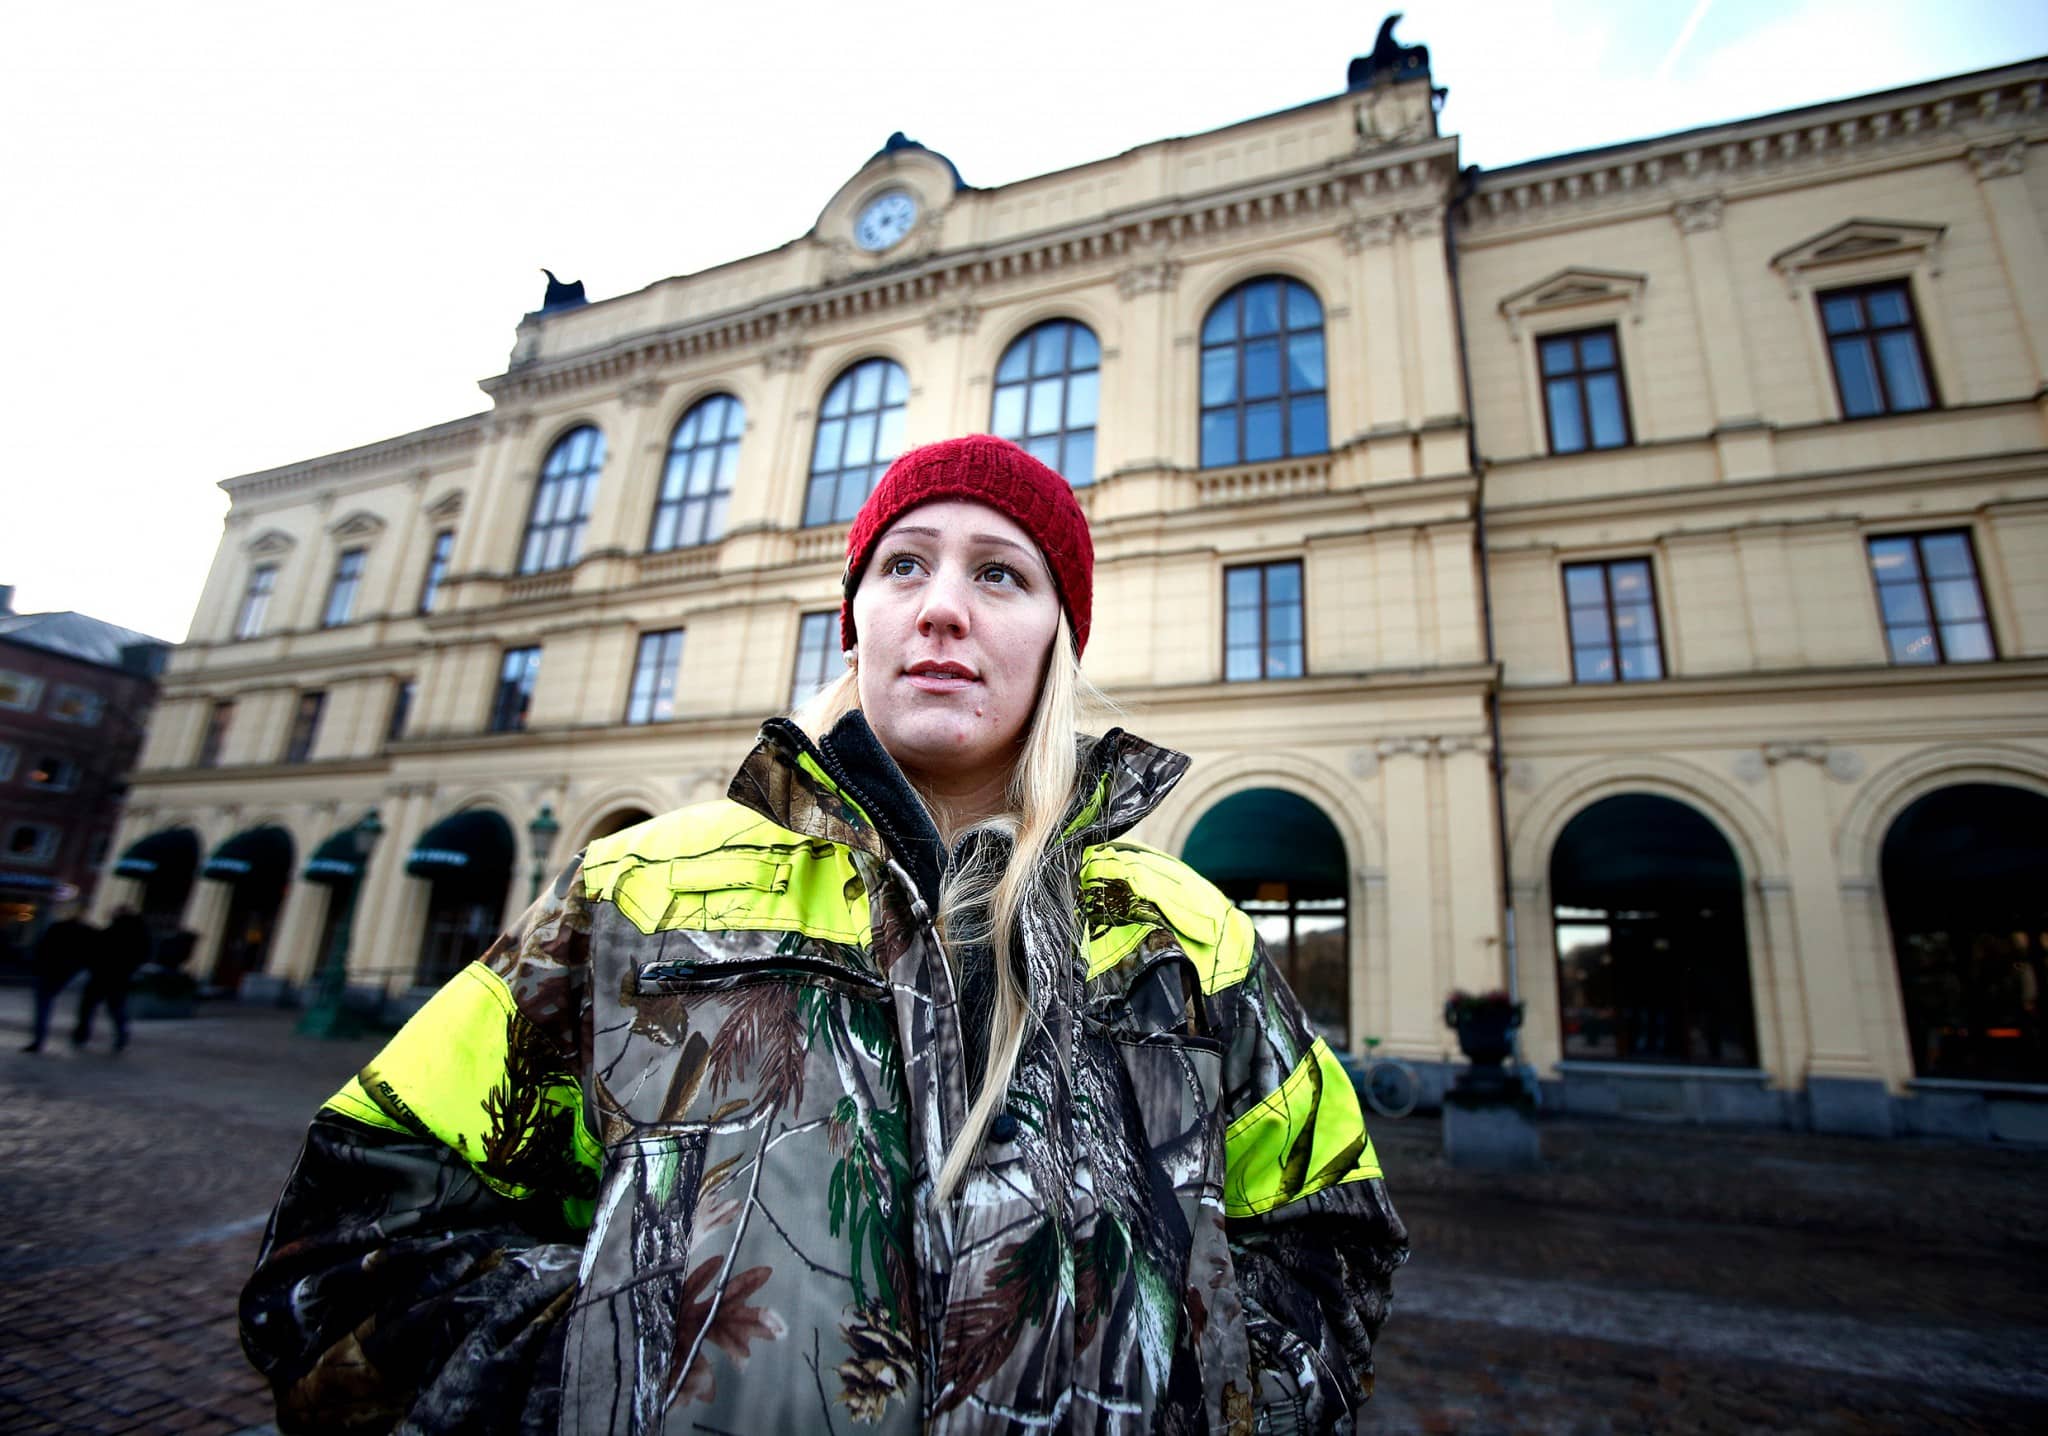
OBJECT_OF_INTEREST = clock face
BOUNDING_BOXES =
[855,190,919,252]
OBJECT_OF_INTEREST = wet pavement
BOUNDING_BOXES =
[2,983,2045,1434]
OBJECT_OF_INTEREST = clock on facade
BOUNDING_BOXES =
[854,190,919,252]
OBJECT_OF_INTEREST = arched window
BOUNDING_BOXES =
[651,395,743,551]
[518,426,606,574]
[991,319,1100,485]
[804,359,908,526]
[1199,277,1328,468]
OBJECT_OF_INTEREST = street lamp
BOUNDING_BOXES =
[529,804,561,902]
[298,808,384,1039]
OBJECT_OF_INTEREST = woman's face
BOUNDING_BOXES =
[852,500,1062,789]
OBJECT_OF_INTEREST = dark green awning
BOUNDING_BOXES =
[202,825,294,890]
[115,826,200,880]
[1182,788,1348,902]
[304,829,365,886]
[406,809,513,887]
[1550,794,1741,911]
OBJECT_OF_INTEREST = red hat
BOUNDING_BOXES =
[841,434,1095,655]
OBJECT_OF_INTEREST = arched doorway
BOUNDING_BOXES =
[201,825,294,993]
[113,826,201,947]
[1882,782,2048,1083]
[582,806,654,848]
[1183,787,1350,1045]
[406,809,514,986]
[1550,794,1757,1066]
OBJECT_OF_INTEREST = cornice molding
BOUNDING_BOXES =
[219,414,486,502]
[1463,66,2046,235]
[481,140,1460,406]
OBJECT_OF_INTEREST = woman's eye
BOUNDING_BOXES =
[887,556,920,577]
[979,563,1021,587]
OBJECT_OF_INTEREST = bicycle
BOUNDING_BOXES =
[1358,1036,1419,1119]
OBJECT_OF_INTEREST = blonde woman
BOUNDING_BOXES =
[242,435,1407,1433]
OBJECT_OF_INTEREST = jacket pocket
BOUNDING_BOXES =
[635,952,888,1003]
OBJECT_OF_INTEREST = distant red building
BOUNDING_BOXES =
[0,586,169,962]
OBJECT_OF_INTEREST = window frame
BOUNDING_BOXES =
[651,395,744,552]
[49,684,105,726]
[517,426,606,575]
[235,564,277,640]
[1561,557,1666,685]
[321,547,367,629]
[1818,279,1940,420]
[418,529,454,614]
[197,700,234,768]
[990,319,1101,486]
[5,822,59,865]
[803,359,911,528]
[1536,325,1635,455]
[1199,277,1329,471]
[26,753,78,792]
[1222,559,1307,682]
[0,743,16,781]
[624,629,686,725]
[283,690,326,764]
[789,611,841,710]
[1865,528,1998,666]
[490,646,542,733]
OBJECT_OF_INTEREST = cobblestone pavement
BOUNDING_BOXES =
[2,983,2046,1433]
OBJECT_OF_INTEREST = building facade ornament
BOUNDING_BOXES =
[1968,138,2027,181]
[1673,195,1725,233]
[620,378,667,409]
[1338,213,1397,252]
[924,303,981,340]
[1399,205,1443,239]
[1116,259,1183,299]
[760,342,811,376]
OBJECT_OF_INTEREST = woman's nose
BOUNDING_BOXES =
[916,568,971,636]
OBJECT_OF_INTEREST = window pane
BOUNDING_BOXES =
[1288,333,1325,391]
[1285,282,1321,329]
[852,362,882,410]
[1225,647,1260,682]
[1919,533,1973,579]
[1821,295,1863,334]
[843,412,878,467]
[1832,339,1883,416]
[875,407,906,462]
[1201,411,1238,468]
[835,469,870,523]
[1202,301,1236,345]
[1244,402,1283,462]
[803,477,834,527]
[688,446,716,495]
[1568,604,1610,646]
[1878,584,1930,626]
[1266,641,1302,678]
[650,507,678,552]
[997,340,1029,384]
[1930,577,1984,623]
[1028,378,1064,435]
[1243,282,1280,336]
[1031,324,1066,376]
[1615,600,1658,641]
[1540,337,1577,376]
[675,407,701,448]
[1877,332,1931,411]
[1244,338,1282,401]
[679,503,707,548]
[1887,625,1938,664]
[1579,331,1616,368]
[1547,379,1587,452]
[1866,288,1909,326]
[707,495,730,540]
[1868,537,1920,579]
[992,385,1026,437]
[1573,647,1616,682]
[1564,566,1606,607]
[1289,396,1328,455]
[1609,562,1651,601]
[1586,374,1628,448]
[812,419,846,473]
[1070,327,1100,368]
[822,377,851,418]
[1939,622,1994,662]
[1226,607,1259,648]
[1026,435,1061,468]
[1061,430,1096,486]
[1066,370,1098,429]
[1202,349,1237,406]
[717,441,741,488]
[1267,603,1302,643]
[1265,563,1301,603]
[1620,643,1663,681]
[883,364,909,404]
[1226,567,1261,604]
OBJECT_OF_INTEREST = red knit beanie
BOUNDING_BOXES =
[841,434,1095,655]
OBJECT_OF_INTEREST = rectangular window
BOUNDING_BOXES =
[27,754,79,792]
[1563,558,1665,683]
[322,548,366,628]
[1224,560,1305,681]
[626,629,685,725]
[49,683,105,726]
[0,744,16,781]
[789,612,839,710]
[1538,327,1632,454]
[235,564,277,639]
[197,700,234,768]
[1821,281,1937,418]
[387,679,415,743]
[419,530,454,614]
[491,647,542,733]
[0,669,44,711]
[1866,530,1996,665]
[6,823,59,864]
[283,691,326,763]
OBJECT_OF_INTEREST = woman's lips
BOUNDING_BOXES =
[904,663,977,693]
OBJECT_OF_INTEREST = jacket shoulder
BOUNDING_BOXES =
[580,798,798,875]
[1079,839,1255,994]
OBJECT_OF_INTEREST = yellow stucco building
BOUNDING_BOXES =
[106,38,2048,1138]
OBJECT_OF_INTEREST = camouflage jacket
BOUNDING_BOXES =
[241,719,1408,1434]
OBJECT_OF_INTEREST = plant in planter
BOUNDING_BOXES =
[1443,989,1523,1068]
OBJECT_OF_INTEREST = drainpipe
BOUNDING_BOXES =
[1443,162,1530,1080]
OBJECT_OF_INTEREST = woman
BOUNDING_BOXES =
[241,434,1408,1434]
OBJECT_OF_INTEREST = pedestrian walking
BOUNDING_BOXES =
[21,905,95,1053]
[242,435,1408,1433]
[73,905,151,1051]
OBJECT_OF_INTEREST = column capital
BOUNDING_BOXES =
[1969,138,2027,182]
[1340,213,1397,252]
[1673,195,1725,233]
[1116,259,1183,298]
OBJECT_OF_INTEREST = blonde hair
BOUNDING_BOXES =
[792,614,1105,1201]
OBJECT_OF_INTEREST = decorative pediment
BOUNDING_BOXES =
[812,133,965,281]
[328,510,387,542]
[1498,267,1647,337]
[244,528,296,558]
[424,488,466,521]
[1770,219,1944,293]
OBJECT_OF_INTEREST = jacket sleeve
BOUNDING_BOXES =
[239,862,601,1435]
[1215,908,1409,1432]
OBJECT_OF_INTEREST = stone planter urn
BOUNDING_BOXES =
[1441,990,1540,1169]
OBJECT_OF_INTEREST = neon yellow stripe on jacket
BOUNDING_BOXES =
[1079,841,1256,995]
[1221,1037,1382,1217]
[322,962,600,1229]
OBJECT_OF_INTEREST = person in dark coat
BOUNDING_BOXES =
[22,907,96,1053]
[74,906,151,1051]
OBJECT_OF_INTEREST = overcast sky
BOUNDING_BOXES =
[4,0,2043,643]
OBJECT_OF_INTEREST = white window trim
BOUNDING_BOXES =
[1769,219,1957,418]
[1497,268,1649,458]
